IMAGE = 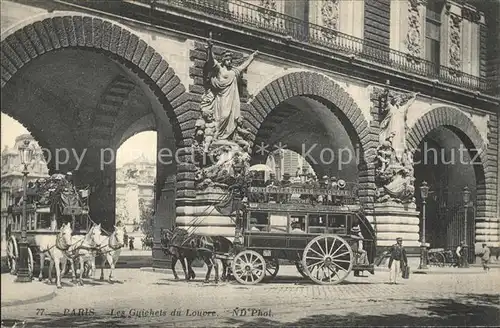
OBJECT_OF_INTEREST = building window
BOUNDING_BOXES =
[425,1,443,74]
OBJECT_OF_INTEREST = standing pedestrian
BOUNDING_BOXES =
[388,237,407,284]
[480,243,491,271]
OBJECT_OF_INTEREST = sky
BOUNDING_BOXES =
[1,113,157,168]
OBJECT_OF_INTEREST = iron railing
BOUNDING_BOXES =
[142,0,497,96]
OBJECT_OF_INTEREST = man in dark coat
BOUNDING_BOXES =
[388,237,407,284]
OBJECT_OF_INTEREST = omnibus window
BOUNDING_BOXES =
[248,212,269,232]
[290,215,306,233]
[269,213,287,233]
[327,215,347,234]
[38,213,52,229]
[308,214,327,233]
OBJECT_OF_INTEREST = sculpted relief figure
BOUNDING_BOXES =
[193,40,258,189]
[375,90,418,204]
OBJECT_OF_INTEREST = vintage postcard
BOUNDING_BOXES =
[1,0,499,327]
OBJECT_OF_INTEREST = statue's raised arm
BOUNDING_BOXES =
[235,50,259,76]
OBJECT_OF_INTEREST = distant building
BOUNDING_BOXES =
[115,154,156,240]
[1,133,156,252]
[1,134,49,252]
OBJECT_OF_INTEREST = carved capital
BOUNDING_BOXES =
[461,7,481,23]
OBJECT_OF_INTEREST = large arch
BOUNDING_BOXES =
[407,105,496,248]
[1,13,187,140]
[243,71,376,205]
[0,13,192,258]
[244,71,371,154]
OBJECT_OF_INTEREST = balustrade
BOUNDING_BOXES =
[145,0,495,95]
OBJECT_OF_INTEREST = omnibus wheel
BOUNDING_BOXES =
[231,250,266,285]
[28,247,34,280]
[302,235,353,285]
[7,237,18,274]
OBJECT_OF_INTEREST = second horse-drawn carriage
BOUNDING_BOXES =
[5,173,91,278]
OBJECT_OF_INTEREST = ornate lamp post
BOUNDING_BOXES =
[16,139,34,283]
[462,186,471,268]
[418,181,430,270]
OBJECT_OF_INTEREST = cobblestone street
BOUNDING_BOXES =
[2,266,499,327]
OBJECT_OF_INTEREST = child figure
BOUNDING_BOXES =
[233,117,251,152]
[203,111,217,152]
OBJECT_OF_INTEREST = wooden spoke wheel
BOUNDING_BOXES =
[428,252,445,267]
[7,237,18,274]
[302,235,353,285]
[295,261,308,279]
[231,250,266,285]
[264,258,279,280]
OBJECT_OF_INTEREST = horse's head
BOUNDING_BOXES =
[160,228,173,246]
[113,224,126,247]
[87,223,102,246]
[56,222,73,250]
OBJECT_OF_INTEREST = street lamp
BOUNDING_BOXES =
[16,139,34,283]
[462,186,471,268]
[418,181,430,270]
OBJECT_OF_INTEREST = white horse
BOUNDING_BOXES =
[48,224,102,286]
[94,225,125,282]
[34,222,73,289]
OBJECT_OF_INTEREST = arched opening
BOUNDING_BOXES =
[260,149,315,184]
[1,114,50,251]
[115,131,157,251]
[252,96,360,185]
[1,45,180,233]
[414,126,481,257]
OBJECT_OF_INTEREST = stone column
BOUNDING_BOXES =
[152,127,177,269]
[74,147,116,232]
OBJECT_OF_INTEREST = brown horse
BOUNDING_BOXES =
[160,227,232,283]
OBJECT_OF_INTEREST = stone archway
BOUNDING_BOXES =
[243,71,376,206]
[1,14,194,265]
[407,106,496,248]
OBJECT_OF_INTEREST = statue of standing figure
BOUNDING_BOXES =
[193,39,258,189]
[375,90,419,204]
[202,40,258,140]
[379,92,418,164]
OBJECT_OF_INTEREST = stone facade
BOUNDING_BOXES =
[1,0,498,265]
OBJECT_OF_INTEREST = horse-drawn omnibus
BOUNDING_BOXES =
[229,181,376,285]
[5,174,91,277]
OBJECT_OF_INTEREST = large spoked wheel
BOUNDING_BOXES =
[264,258,279,280]
[7,237,18,275]
[302,235,353,285]
[231,250,266,285]
[429,252,445,267]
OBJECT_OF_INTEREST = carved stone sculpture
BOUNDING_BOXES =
[258,0,278,23]
[321,0,339,40]
[449,14,462,72]
[193,39,257,189]
[374,90,418,204]
[406,0,422,62]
